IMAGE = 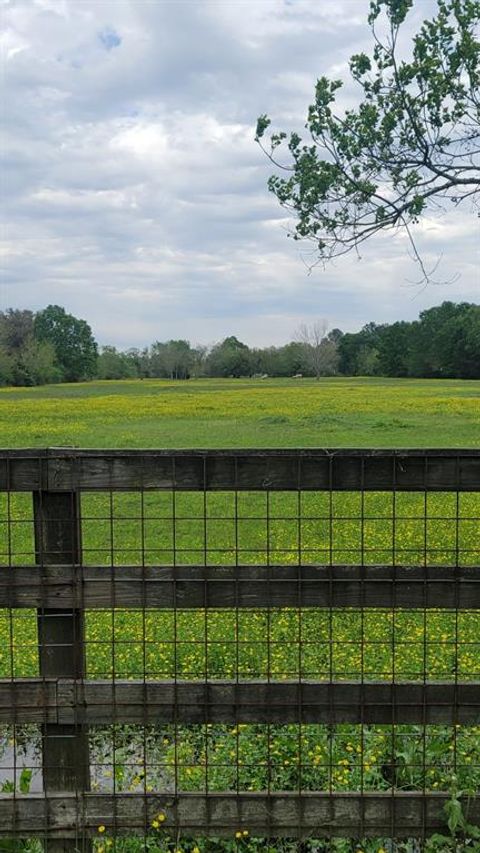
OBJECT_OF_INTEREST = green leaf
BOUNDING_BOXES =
[350,52,372,77]
[445,796,465,834]
[255,114,271,141]
[19,768,32,794]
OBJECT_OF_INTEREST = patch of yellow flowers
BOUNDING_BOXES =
[1,375,479,447]
[151,810,167,829]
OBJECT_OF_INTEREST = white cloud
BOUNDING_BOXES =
[1,0,478,349]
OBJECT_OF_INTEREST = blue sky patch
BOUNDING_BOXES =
[99,27,121,51]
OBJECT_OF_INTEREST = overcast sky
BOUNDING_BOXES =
[2,0,478,349]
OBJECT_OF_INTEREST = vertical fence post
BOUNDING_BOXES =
[34,490,90,852]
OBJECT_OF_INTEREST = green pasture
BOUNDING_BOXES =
[0,376,479,448]
[0,378,479,851]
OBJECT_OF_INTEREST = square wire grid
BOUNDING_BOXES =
[0,451,478,852]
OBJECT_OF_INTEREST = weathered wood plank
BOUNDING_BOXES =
[1,565,479,609]
[0,450,47,492]
[33,491,90,853]
[0,791,479,837]
[0,679,478,725]
[0,680,58,723]
[1,449,479,492]
[43,450,480,492]
[59,679,480,726]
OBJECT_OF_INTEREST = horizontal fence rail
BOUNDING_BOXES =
[1,792,480,838]
[1,447,480,491]
[1,679,479,725]
[1,564,480,609]
[0,448,479,850]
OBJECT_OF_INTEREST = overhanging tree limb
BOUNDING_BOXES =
[256,0,480,284]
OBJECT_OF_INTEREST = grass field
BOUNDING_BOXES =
[0,376,479,448]
[0,378,479,852]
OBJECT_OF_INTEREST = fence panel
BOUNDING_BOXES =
[0,448,478,851]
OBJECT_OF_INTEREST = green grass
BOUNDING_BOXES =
[0,378,479,852]
[0,376,479,447]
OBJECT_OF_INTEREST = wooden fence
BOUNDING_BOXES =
[0,448,479,847]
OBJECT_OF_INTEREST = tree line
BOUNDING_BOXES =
[0,301,478,387]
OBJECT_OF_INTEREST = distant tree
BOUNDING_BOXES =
[149,340,193,379]
[251,346,278,376]
[126,347,149,378]
[356,344,380,376]
[0,348,15,386]
[326,328,344,345]
[280,341,308,376]
[191,344,209,378]
[257,0,480,283]
[17,339,61,386]
[338,323,384,375]
[460,305,480,378]
[0,309,35,353]
[296,320,329,378]
[0,309,61,386]
[409,301,480,377]
[316,339,340,376]
[168,340,194,379]
[377,321,413,376]
[34,305,98,382]
[337,334,358,375]
[207,336,252,378]
[252,342,308,377]
[97,346,138,380]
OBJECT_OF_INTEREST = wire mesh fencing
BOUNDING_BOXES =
[0,449,479,852]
